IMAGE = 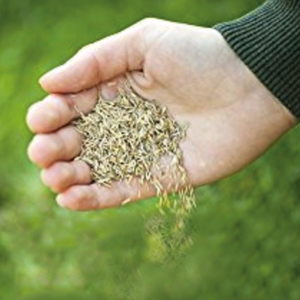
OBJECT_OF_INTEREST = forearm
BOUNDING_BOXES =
[214,0,300,121]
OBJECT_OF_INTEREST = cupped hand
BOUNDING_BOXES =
[26,19,296,210]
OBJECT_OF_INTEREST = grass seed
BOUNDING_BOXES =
[73,79,195,227]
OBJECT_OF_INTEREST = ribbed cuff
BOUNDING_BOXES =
[214,0,300,120]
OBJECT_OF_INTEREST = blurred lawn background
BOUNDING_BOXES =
[1,0,300,299]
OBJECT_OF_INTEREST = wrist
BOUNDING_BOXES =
[211,28,297,131]
[214,0,300,121]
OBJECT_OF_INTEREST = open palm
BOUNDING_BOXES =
[27,19,295,210]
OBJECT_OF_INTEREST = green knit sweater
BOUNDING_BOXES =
[214,0,300,120]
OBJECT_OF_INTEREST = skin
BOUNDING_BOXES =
[26,18,296,211]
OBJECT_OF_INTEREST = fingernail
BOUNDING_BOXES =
[100,83,118,100]
[56,194,66,208]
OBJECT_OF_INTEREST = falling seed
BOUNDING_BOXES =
[121,198,131,206]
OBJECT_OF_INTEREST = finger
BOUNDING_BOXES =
[41,160,91,193]
[28,126,82,168]
[39,29,142,93]
[27,79,121,134]
[39,18,170,93]
[56,179,158,211]
[26,87,99,134]
[55,162,188,211]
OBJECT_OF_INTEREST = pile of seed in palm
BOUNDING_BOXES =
[73,79,195,226]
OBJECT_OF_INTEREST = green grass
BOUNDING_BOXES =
[2,0,300,299]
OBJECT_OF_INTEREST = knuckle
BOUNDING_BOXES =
[56,127,69,151]
[49,94,76,123]
[63,95,76,113]
[50,135,63,157]
[54,166,73,192]
[43,103,60,127]
[45,96,63,116]
[58,164,73,183]
[56,126,82,159]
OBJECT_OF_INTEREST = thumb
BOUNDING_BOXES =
[39,21,149,93]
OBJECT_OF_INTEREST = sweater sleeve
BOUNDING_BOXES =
[214,0,300,120]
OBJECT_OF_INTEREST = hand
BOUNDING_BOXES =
[26,19,296,210]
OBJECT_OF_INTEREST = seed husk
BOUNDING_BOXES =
[73,79,195,227]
